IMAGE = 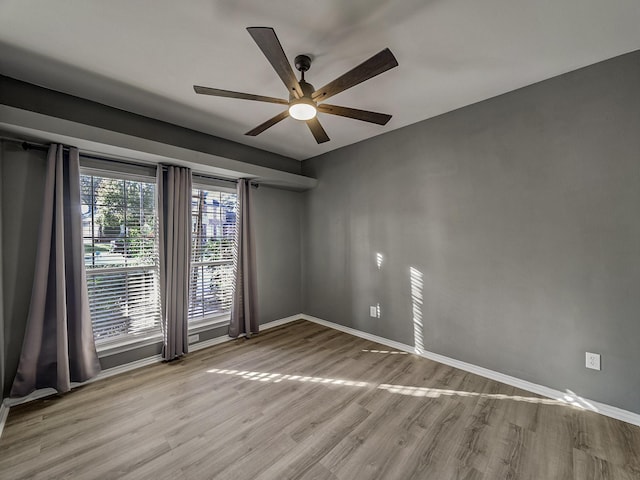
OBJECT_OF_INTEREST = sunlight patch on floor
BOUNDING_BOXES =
[377,384,568,405]
[206,368,369,387]
[206,368,586,409]
[361,349,408,355]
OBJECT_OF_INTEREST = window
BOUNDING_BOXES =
[189,187,237,323]
[81,172,161,343]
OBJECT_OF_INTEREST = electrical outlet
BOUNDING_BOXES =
[369,306,378,317]
[585,352,601,371]
[188,334,200,344]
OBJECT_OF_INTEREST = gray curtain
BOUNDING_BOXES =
[229,179,259,337]
[11,144,101,397]
[157,165,192,360]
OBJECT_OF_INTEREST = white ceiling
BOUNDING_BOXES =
[1,0,639,161]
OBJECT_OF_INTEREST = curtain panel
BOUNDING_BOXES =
[229,179,259,338]
[11,144,101,397]
[157,165,192,360]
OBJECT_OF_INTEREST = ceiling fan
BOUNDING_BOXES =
[194,27,399,144]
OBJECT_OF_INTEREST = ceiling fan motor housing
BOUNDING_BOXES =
[294,54,312,72]
[292,79,315,101]
[293,55,315,101]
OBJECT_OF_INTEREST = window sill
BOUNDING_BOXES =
[189,314,230,334]
[96,316,230,357]
[97,332,163,357]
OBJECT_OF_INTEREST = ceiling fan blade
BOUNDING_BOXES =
[194,86,288,105]
[247,27,303,99]
[312,48,398,103]
[306,117,330,144]
[245,110,289,136]
[317,104,392,125]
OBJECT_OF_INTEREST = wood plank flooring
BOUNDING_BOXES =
[1,320,639,479]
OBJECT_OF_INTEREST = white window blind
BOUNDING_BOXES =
[189,187,237,322]
[81,172,161,343]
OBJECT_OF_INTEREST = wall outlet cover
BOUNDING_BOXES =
[370,306,378,318]
[586,352,601,371]
[188,334,200,344]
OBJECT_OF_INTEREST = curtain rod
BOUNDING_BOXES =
[20,141,146,169]
[15,139,256,187]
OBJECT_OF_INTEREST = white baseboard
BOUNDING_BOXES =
[3,312,636,441]
[0,401,9,440]
[0,314,305,433]
[97,355,163,380]
[299,314,640,427]
[261,314,306,330]
[190,314,303,352]
[3,388,58,408]
[2,356,164,411]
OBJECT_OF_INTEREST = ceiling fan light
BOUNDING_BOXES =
[289,101,317,121]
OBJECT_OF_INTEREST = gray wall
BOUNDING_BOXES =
[254,186,303,322]
[302,50,640,414]
[0,141,303,396]
[0,75,301,176]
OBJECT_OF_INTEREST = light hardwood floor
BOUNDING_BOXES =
[1,320,639,479]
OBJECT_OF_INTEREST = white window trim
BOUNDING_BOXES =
[192,178,236,193]
[82,167,162,346]
[188,185,236,324]
[80,166,237,356]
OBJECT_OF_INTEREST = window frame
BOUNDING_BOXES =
[80,166,162,352]
[188,182,237,331]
